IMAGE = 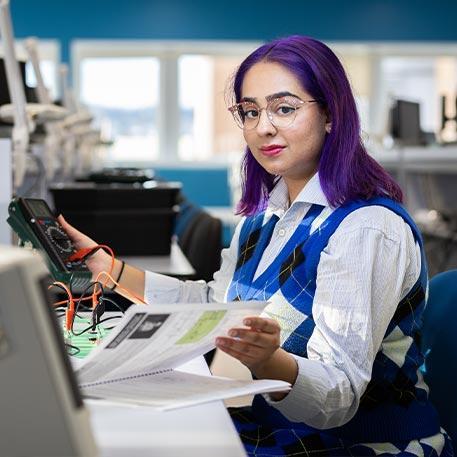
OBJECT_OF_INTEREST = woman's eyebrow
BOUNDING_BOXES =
[240,96,257,103]
[266,91,301,101]
[240,91,301,103]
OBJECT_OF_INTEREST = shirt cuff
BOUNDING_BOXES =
[264,355,357,429]
[144,270,182,304]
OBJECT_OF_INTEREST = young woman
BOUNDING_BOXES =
[60,35,453,456]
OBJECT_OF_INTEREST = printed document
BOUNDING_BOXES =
[76,302,290,410]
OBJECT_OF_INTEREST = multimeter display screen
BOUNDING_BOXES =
[26,199,54,218]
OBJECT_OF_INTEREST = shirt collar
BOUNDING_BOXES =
[267,173,330,216]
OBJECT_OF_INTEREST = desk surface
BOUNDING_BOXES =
[88,357,247,457]
[120,241,195,277]
[371,145,457,173]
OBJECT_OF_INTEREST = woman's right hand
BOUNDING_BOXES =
[58,215,117,280]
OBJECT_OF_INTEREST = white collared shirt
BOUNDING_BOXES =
[144,173,421,429]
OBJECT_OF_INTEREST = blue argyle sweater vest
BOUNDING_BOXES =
[227,197,440,443]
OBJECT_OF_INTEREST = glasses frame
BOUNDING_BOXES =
[228,96,317,130]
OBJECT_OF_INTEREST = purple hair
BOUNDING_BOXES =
[231,35,403,215]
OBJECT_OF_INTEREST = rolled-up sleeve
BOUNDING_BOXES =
[144,218,244,305]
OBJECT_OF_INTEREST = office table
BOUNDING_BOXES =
[120,241,196,278]
[370,145,457,214]
[370,145,457,173]
[88,357,247,457]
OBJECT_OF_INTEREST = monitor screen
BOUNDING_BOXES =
[390,99,424,146]
[0,58,37,107]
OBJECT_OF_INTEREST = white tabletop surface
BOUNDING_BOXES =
[121,241,195,277]
[370,145,457,173]
[88,357,247,457]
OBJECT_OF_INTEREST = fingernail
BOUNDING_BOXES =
[244,319,251,326]
[229,330,237,337]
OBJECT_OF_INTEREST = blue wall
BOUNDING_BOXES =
[154,167,231,207]
[11,0,457,62]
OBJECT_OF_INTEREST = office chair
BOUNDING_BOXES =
[178,210,222,283]
[421,270,457,450]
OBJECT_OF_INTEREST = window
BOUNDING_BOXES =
[79,56,160,161]
[178,54,245,161]
[73,41,257,165]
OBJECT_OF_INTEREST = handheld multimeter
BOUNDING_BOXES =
[7,198,92,287]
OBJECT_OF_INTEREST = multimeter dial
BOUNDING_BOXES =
[45,225,73,253]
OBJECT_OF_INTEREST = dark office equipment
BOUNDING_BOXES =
[421,270,457,453]
[49,181,181,255]
[0,58,37,108]
[390,99,425,146]
[61,207,178,256]
[50,181,180,211]
[76,167,155,184]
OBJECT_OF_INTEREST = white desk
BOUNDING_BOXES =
[371,145,457,173]
[121,241,196,278]
[88,357,247,457]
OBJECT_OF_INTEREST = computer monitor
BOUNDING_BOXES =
[0,57,37,106]
[0,245,97,457]
[390,99,425,146]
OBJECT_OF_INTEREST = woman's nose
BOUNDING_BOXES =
[255,109,277,136]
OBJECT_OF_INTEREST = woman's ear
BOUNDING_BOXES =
[323,109,332,133]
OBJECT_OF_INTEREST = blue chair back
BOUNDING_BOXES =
[422,270,457,449]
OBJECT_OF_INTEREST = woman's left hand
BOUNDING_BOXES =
[215,316,281,373]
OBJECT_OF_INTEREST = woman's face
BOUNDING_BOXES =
[241,61,329,190]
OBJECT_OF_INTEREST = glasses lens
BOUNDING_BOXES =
[238,102,260,130]
[230,97,303,130]
[230,105,244,128]
[268,96,299,128]
[230,102,260,129]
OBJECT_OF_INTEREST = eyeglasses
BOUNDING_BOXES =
[228,95,317,130]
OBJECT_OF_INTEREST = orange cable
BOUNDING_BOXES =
[49,281,75,331]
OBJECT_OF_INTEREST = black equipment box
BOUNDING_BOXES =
[49,182,182,255]
[75,167,155,184]
[58,208,178,256]
[50,182,181,211]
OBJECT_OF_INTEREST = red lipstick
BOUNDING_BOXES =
[259,144,285,156]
